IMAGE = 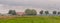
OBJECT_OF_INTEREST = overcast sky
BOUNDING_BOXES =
[0,0,60,14]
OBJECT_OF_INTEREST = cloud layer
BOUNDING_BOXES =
[0,0,60,14]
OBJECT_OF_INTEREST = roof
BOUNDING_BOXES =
[16,12,25,15]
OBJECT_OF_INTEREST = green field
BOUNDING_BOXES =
[0,16,60,23]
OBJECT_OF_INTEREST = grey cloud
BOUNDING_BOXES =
[0,0,41,7]
[0,0,60,12]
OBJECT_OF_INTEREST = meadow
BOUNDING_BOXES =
[0,16,60,23]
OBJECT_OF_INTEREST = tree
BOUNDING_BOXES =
[53,11,57,14]
[31,9,37,15]
[8,10,12,14]
[11,10,16,15]
[58,12,60,14]
[8,10,16,15]
[25,9,32,15]
[25,9,37,15]
[40,10,43,15]
[45,11,49,15]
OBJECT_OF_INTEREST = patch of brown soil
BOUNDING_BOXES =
[0,16,17,19]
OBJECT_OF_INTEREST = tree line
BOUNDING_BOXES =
[40,10,60,15]
[8,9,60,15]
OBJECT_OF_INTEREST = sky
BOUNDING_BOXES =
[0,0,60,14]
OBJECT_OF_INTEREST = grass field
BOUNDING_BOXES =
[0,16,60,23]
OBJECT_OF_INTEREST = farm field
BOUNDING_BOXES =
[0,16,60,23]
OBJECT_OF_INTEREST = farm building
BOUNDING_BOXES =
[16,12,25,16]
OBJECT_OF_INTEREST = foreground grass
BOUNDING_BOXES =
[0,16,60,23]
